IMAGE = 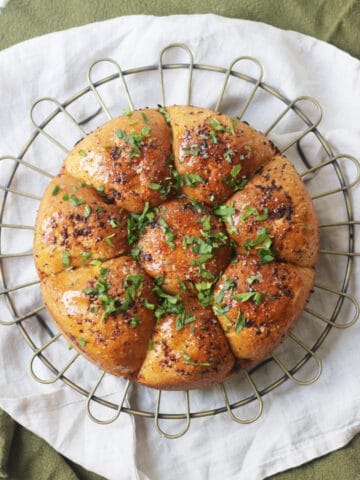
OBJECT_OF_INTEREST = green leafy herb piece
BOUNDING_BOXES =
[224,149,236,163]
[131,316,140,328]
[78,337,87,347]
[232,291,263,305]
[143,299,156,310]
[148,339,155,350]
[158,217,176,248]
[235,311,246,333]
[255,208,269,221]
[210,118,226,131]
[130,245,142,261]
[62,250,70,268]
[247,274,261,285]
[215,278,235,304]
[104,233,116,247]
[141,112,149,124]
[127,202,155,245]
[84,204,92,218]
[241,206,258,221]
[195,281,213,307]
[149,183,162,191]
[182,173,205,187]
[244,227,275,264]
[81,251,91,263]
[209,130,218,144]
[244,145,252,152]
[62,193,69,201]
[51,185,60,196]
[78,149,86,157]
[68,195,86,207]
[181,351,211,367]
[157,105,171,123]
[229,118,237,136]
[97,185,105,193]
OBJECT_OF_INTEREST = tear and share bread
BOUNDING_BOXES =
[213,257,315,369]
[65,109,172,213]
[34,174,129,277]
[137,300,235,390]
[167,105,277,205]
[224,155,319,267]
[34,105,319,390]
[41,256,157,376]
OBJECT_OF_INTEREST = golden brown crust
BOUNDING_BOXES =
[224,155,319,267]
[167,105,277,205]
[34,105,319,390]
[137,300,235,390]
[213,256,315,368]
[41,256,157,376]
[34,174,129,277]
[137,198,232,296]
[64,109,172,213]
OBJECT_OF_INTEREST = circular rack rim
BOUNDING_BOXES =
[0,49,359,428]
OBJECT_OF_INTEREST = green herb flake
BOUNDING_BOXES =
[143,299,156,310]
[131,316,140,328]
[149,183,162,191]
[78,337,87,347]
[181,351,211,367]
[81,251,91,263]
[158,217,176,248]
[62,250,71,268]
[157,105,171,123]
[148,339,155,350]
[235,311,246,333]
[183,173,205,187]
[141,112,150,124]
[247,274,261,285]
[104,233,116,247]
[84,204,92,218]
[78,149,86,157]
[109,218,119,228]
[209,118,226,131]
[62,193,69,201]
[69,195,86,207]
[244,145,252,152]
[97,185,105,193]
[130,245,142,261]
[224,149,236,163]
[209,130,218,144]
[232,291,263,305]
[51,185,60,196]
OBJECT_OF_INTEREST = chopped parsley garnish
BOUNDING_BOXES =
[81,251,91,263]
[195,281,213,307]
[190,253,213,265]
[109,218,119,228]
[210,118,226,131]
[130,245,142,261]
[232,291,263,305]
[158,217,176,248]
[131,316,140,328]
[148,339,155,350]
[209,130,218,144]
[215,278,235,304]
[84,204,92,218]
[62,250,70,268]
[82,269,144,322]
[182,173,205,187]
[127,202,155,245]
[181,351,211,367]
[51,185,60,196]
[247,274,261,285]
[244,227,275,264]
[157,105,171,123]
[213,204,237,233]
[241,206,269,222]
[229,118,237,136]
[115,126,151,159]
[152,286,195,330]
[104,233,116,247]
[97,185,105,193]
[78,337,87,347]
[69,195,86,207]
[224,149,236,163]
[78,149,86,157]
[224,165,248,191]
[182,144,200,156]
[141,112,149,124]
[235,311,246,333]
[244,145,252,152]
[149,183,162,191]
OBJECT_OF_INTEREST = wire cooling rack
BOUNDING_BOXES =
[1,44,360,439]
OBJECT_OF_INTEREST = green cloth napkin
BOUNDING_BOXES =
[0,1,359,479]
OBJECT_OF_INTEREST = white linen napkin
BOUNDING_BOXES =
[0,14,359,480]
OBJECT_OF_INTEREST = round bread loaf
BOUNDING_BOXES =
[34,105,319,390]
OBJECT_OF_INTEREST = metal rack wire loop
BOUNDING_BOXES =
[154,390,191,439]
[264,96,322,154]
[86,373,131,425]
[87,58,135,118]
[215,56,263,118]
[220,371,263,424]
[159,43,194,107]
